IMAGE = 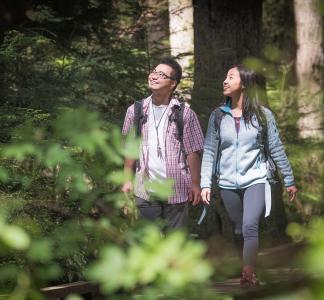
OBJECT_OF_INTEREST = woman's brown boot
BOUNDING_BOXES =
[239,265,260,287]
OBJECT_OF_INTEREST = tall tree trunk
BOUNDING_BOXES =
[168,0,194,101]
[141,0,170,67]
[192,0,263,129]
[294,0,324,139]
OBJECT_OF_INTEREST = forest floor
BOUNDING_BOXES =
[208,242,307,299]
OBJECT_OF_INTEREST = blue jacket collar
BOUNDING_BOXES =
[220,97,232,113]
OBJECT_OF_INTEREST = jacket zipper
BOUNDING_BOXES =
[235,117,239,188]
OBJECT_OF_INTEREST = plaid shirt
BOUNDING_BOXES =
[122,96,204,204]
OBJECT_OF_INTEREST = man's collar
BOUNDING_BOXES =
[143,95,181,111]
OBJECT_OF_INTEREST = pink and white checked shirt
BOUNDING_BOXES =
[122,96,204,204]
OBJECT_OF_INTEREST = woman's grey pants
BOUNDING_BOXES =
[220,183,265,267]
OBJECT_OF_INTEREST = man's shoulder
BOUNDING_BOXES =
[125,96,151,115]
[178,102,197,117]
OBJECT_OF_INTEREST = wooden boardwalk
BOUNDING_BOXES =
[211,242,307,299]
[40,242,306,300]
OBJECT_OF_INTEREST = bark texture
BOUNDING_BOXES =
[168,0,194,101]
[141,0,170,66]
[192,0,263,128]
[294,0,324,139]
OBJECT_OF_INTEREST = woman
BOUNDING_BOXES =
[200,65,297,286]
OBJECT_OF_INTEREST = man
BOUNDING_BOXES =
[121,58,204,231]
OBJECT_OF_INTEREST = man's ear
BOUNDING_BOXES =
[171,80,177,89]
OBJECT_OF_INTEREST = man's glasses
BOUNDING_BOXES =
[149,69,175,80]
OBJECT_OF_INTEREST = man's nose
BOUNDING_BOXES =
[150,72,158,79]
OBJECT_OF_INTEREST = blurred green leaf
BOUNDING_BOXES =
[0,168,8,182]
[2,144,40,161]
[122,132,141,160]
[0,224,30,250]
[27,239,53,262]
[144,178,174,199]
[88,226,212,293]
[44,145,72,167]
[66,294,84,300]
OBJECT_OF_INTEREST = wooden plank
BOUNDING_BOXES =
[41,281,99,300]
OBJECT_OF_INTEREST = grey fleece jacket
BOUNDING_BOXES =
[200,105,295,189]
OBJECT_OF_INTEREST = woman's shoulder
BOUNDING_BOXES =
[209,106,225,118]
[261,106,275,120]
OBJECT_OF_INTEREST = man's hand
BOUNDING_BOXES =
[186,151,202,206]
[188,184,201,206]
[122,181,133,194]
[286,185,297,202]
[201,188,211,205]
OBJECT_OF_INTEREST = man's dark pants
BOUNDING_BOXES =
[135,197,188,232]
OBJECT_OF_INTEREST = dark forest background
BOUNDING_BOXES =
[0,0,323,299]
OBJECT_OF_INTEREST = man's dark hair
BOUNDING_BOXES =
[159,58,182,85]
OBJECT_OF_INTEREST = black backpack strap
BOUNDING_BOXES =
[134,100,144,137]
[171,102,188,168]
[214,107,225,140]
[213,107,225,179]
[175,102,185,141]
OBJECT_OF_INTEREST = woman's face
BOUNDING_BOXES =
[223,67,243,97]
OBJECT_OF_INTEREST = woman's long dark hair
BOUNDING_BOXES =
[235,64,267,128]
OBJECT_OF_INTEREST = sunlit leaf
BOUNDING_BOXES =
[1,225,30,250]
[144,178,174,199]
[28,239,53,262]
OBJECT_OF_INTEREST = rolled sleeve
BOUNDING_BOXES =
[265,109,295,187]
[122,104,135,136]
[183,108,204,155]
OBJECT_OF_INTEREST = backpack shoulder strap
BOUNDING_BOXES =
[214,107,225,139]
[213,107,225,179]
[134,100,143,137]
[175,102,185,141]
[173,102,188,168]
[260,110,270,158]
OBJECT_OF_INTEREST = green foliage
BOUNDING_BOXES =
[0,215,30,251]
[244,53,323,221]
[282,217,324,299]
[0,107,214,299]
[0,0,149,121]
[0,1,322,299]
[88,226,212,294]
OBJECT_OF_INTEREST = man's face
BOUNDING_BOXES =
[148,64,177,92]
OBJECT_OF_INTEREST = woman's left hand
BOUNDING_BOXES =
[286,185,297,202]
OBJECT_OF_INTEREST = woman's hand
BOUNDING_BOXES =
[201,188,211,205]
[286,185,297,202]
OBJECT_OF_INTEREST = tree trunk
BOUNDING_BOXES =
[140,0,170,67]
[192,0,263,129]
[294,0,324,139]
[168,0,194,101]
